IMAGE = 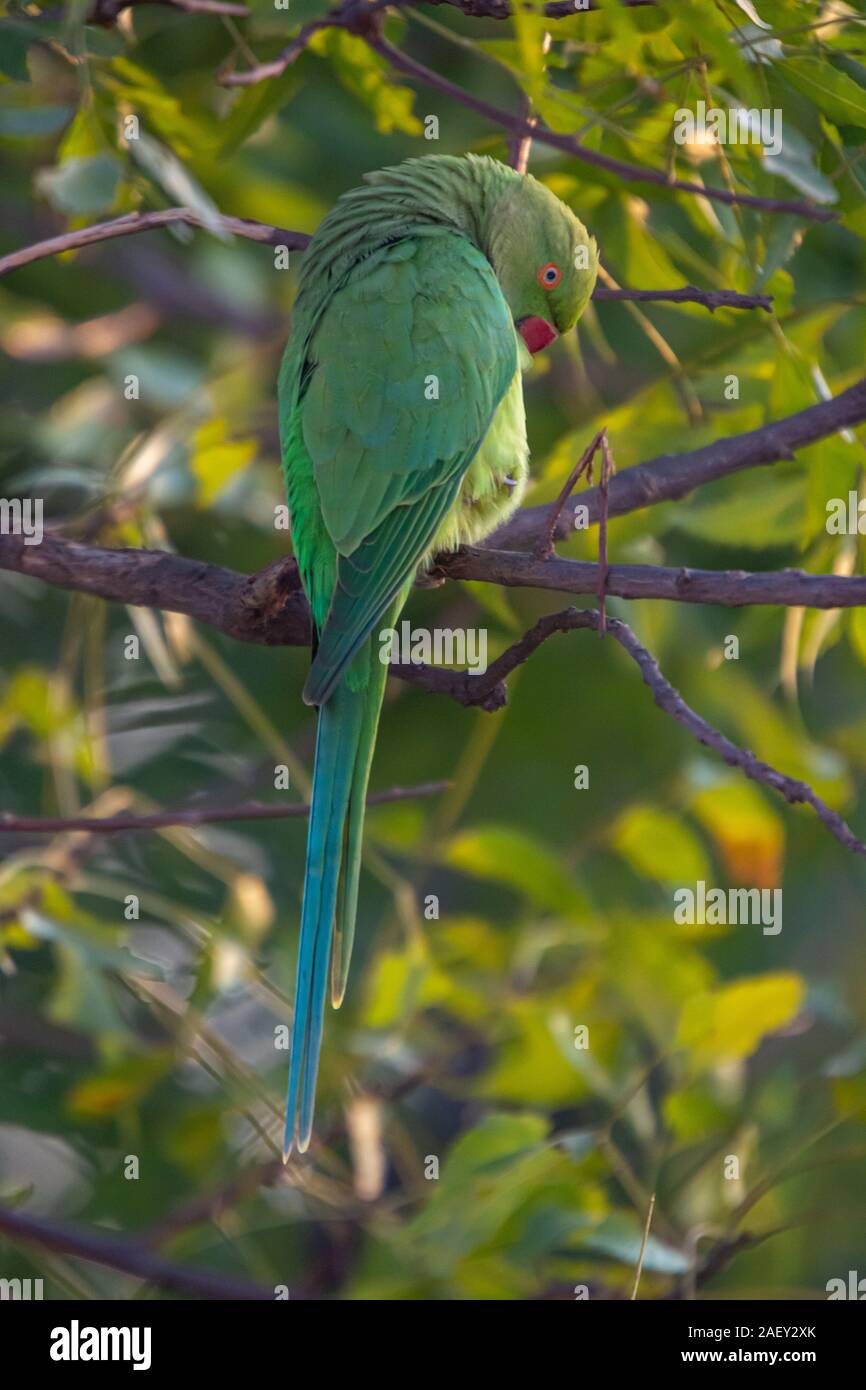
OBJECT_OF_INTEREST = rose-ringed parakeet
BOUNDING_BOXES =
[279,154,598,1155]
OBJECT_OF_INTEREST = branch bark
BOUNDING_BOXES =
[0,211,769,312]
[89,0,249,17]
[0,781,449,835]
[361,33,835,222]
[5,534,866,674]
[495,375,866,548]
[0,1203,271,1300]
[592,285,771,312]
[0,209,309,279]
[462,606,866,857]
[4,538,866,853]
[216,5,835,222]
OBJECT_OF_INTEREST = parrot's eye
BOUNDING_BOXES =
[538,263,561,289]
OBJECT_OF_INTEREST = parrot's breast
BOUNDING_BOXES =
[429,367,529,556]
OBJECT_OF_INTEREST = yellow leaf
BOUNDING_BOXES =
[677,974,804,1066]
[611,804,709,885]
[190,418,256,505]
[691,782,783,889]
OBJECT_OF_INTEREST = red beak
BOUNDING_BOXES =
[518,316,558,355]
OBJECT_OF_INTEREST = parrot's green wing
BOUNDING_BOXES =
[300,228,518,705]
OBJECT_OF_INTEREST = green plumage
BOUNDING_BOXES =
[279,154,598,1155]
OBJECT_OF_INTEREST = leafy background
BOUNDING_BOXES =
[1,0,866,1300]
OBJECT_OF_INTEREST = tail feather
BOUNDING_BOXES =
[285,589,408,1157]
[284,681,364,1158]
[330,652,390,1009]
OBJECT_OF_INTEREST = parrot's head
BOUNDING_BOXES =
[489,174,599,356]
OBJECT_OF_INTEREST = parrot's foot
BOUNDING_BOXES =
[534,427,606,561]
[535,426,617,637]
[416,563,447,589]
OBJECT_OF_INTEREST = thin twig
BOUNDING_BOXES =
[0,781,449,835]
[507,32,551,173]
[355,34,833,222]
[597,430,616,636]
[607,611,866,858]
[212,6,832,221]
[592,285,772,312]
[443,606,866,856]
[494,375,866,548]
[89,0,249,17]
[0,211,768,312]
[631,1192,656,1300]
[0,210,309,278]
[534,429,604,560]
[0,1203,271,1300]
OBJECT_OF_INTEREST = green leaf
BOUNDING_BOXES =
[733,0,770,30]
[402,1115,557,1275]
[577,1213,690,1275]
[445,824,588,916]
[0,20,35,81]
[129,131,228,241]
[218,68,299,157]
[480,1001,593,1106]
[782,58,866,129]
[849,607,866,668]
[310,29,422,136]
[669,471,807,548]
[611,804,709,885]
[764,126,838,205]
[512,2,548,103]
[0,105,72,137]
[35,154,122,216]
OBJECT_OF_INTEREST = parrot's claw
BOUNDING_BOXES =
[416,566,447,589]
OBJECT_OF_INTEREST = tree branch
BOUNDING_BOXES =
[0,538,312,646]
[89,0,250,18]
[0,782,449,836]
[445,548,866,610]
[4,537,866,853]
[5,532,866,681]
[494,375,866,548]
[0,209,308,279]
[0,1203,271,1300]
[217,5,834,222]
[462,606,866,857]
[592,285,771,312]
[0,210,769,312]
[361,33,834,222]
[431,0,655,13]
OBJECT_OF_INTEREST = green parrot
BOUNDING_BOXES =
[278,153,598,1155]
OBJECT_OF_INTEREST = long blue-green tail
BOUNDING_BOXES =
[283,640,391,1158]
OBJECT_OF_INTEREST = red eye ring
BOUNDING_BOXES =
[538,262,561,289]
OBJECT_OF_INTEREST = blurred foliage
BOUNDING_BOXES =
[1,0,866,1301]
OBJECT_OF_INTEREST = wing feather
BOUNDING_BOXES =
[298,227,517,702]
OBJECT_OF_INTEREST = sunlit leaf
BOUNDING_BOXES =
[676,973,805,1065]
[445,825,588,916]
[611,804,709,885]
